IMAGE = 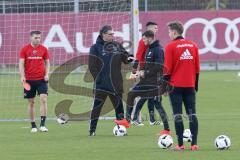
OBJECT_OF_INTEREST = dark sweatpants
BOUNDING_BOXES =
[169,87,198,146]
[133,98,155,122]
[127,84,158,107]
[133,96,170,130]
[126,83,169,130]
[90,90,124,132]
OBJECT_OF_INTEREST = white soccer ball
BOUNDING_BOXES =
[158,134,173,149]
[57,113,69,124]
[215,135,231,150]
[183,129,192,142]
[237,72,240,77]
[113,125,127,136]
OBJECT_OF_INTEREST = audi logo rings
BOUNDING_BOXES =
[183,17,240,54]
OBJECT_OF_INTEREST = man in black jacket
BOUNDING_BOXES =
[126,30,170,135]
[88,25,133,136]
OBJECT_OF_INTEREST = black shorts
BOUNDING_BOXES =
[24,79,48,99]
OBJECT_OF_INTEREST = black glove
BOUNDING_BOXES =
[158,77,173,95]
[127,54,134,63]
[132,60,139,70]
[162,75,171,82]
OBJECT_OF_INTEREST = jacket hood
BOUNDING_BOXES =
[149,40,161,48]
[96,35,105,45]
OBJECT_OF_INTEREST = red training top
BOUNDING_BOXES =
[164,38,200,87]
[135,39,148,69]
[20,44,49,80]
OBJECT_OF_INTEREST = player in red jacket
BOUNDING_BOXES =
[131,22,158,75]
[164,21,200,151]
[19,31,50,133]
[129,22,163,125]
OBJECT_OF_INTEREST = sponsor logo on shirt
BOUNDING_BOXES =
[177,44,194,48]
[180,49,193,60]
[27,56,43,60]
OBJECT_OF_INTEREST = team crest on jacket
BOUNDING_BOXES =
[33,50,37,54]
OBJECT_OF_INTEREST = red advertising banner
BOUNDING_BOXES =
[0,11,240,64]
[140,11,240,62]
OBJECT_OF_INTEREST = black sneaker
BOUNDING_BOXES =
[149,120,162,125]
[89,131,96,136]
[131,120,144,126]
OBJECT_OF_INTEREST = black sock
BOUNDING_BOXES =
[149,111,155,122]
[133,105,143,121]
[40,116,46,127]
[148,100,155,122]
[116,112,124,120]
[189,114,198,146]
[31,122,37,128]
[126,106,133,121]
[148,108,155,123]
[174,115,184,146]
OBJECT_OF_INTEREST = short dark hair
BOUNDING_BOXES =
[30,30,41,36]
[100,25,112,36]
[142,30,154,38]
[146,21,157,27]
[167,21,184,35]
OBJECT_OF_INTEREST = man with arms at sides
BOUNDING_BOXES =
[130,22,162,126]
[19,30,50,133]
[126,30,170,135]
[164,21,200,151]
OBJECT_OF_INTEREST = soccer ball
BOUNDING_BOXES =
[158,134,173,149]
[113,125,127,136]
[57,113,69,124]
[183,129,192,142]
[215,135,231,150]
[237,72,240,77]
